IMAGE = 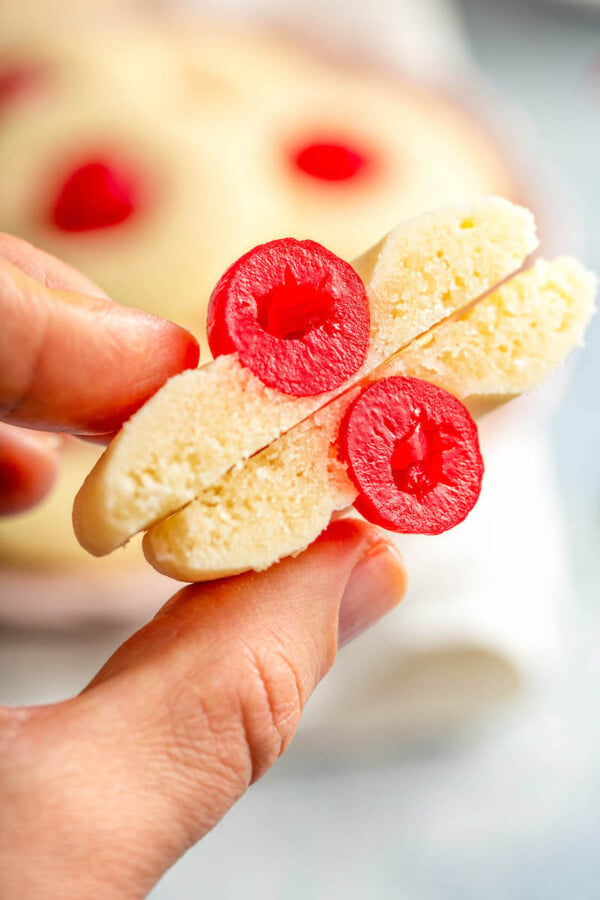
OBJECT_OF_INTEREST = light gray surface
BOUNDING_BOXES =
[152,3,600,897]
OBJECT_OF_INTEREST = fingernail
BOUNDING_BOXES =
[338,540,406,648]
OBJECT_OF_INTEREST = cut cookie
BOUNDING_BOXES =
[73,197,537,557]
[143,257,595,581]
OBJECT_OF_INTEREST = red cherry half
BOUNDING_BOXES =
[207,238,370,396]
[0,63,48,109]
[50,159,139,232]
[340,376,483,534]
[292,141,368,182]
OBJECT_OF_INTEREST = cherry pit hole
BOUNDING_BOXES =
[390,417,444,501]
[256,277,335,341]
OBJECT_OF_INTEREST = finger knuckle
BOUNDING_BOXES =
[159,639,306,797]
[237,642,305,781]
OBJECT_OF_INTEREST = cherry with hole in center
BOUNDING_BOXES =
[207,238,370,396]
[340,376,484,534]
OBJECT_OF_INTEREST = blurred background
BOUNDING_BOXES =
[0,0,599,897]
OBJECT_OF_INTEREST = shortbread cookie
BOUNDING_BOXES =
[73,198,538,557]
[142,256,594,581]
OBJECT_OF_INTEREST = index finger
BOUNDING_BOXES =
[0,255,200,435]
[0,232,109,299]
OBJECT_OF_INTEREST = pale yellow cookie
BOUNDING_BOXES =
[143,257,595,581]
[233,68,518,261]
[0,439,144,571]
[73,198,539,558]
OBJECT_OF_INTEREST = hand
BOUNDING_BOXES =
[0,236,406,898]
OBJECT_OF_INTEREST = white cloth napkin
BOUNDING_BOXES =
[299,387,571,744]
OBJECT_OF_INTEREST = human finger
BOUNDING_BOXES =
[0,257,199,435]
[0,519,406,898]
[0,232,109,298]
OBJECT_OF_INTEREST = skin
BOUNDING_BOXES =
[0,235,407,899]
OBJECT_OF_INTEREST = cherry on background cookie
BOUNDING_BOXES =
[0,63,50,110]
[207,238,370,396]
[340,376,483,534]
[292,140,370,182]
[50,159,140,232]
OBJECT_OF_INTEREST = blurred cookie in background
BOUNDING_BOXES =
[241,66,516,259]
[0,441,109,571]
[0,438,177,626]
[0,25,519,343]
[0,0,160,40]
[0,31,284,353]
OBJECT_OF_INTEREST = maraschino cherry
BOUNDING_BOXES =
[208,238,370,396]
[0,63,48,110]
[340,376,483,534]
[292,140,369,182]
[50,159,139,232]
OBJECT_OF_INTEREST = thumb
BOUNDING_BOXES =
[0,255,199,435]
[1,520,406,899]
